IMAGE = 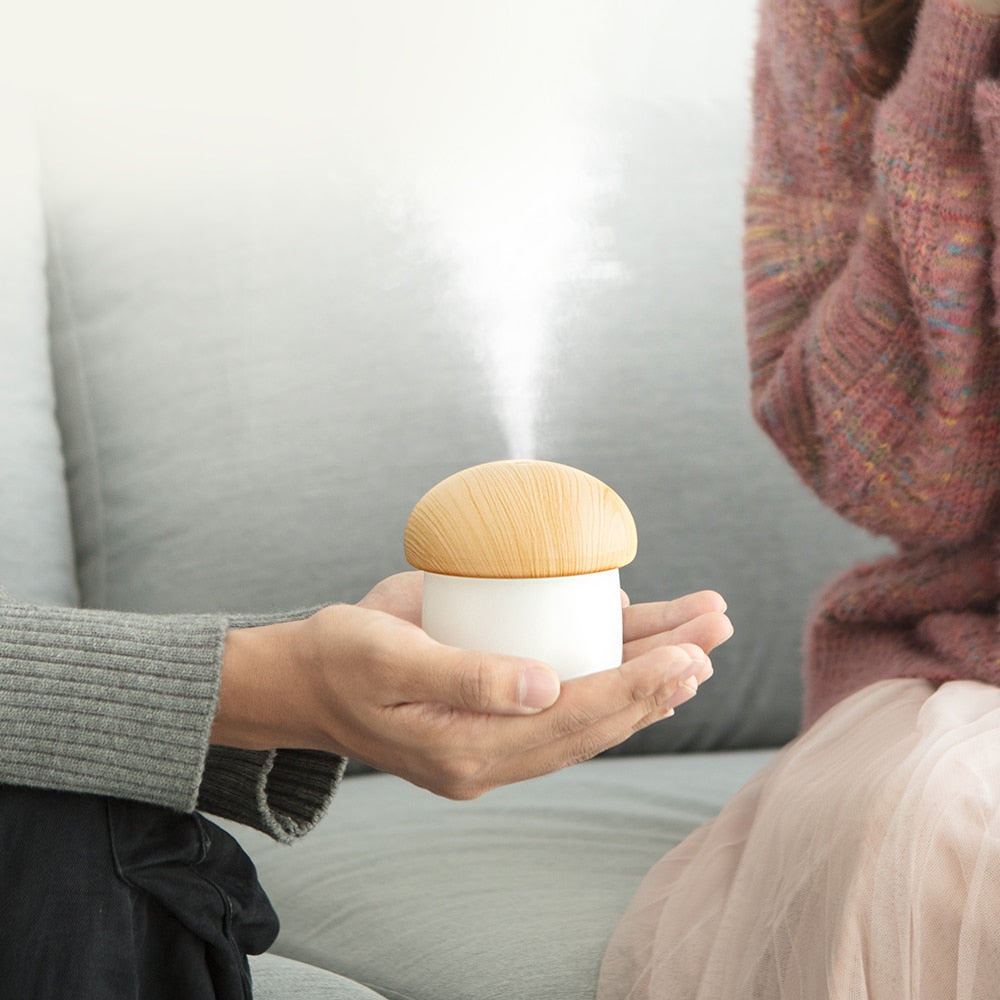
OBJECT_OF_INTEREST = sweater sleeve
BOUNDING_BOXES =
[745,0,1000,546]
[0,590,344,843]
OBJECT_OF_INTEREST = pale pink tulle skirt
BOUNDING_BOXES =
[598,679,1000,1000]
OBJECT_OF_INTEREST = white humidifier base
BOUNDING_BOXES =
[421,568,623,681]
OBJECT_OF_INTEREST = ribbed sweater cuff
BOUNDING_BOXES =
[200,745,346,844]
[888,0,1000,149]
[0,601,226,812]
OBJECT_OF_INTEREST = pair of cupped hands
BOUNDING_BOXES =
[214,572,733,800]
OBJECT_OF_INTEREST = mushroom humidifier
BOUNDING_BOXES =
[403,459,638,680]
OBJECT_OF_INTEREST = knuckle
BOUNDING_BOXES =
[443,782,488,802]
[457,652,497,711]
[434,756,491,800]
[651,681,680,711]
[551,700,599,738]
[567,706,656,762]
[565,733,610,767]
[557,713,617,763]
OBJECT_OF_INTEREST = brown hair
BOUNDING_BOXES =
[856,0,922,97]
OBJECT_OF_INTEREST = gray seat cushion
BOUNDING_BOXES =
[251,953,389,1000]
[225,751,773,1000]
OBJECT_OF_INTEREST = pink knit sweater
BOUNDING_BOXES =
[745,0,1000,726]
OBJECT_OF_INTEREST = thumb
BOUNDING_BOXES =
[433,646,562,715]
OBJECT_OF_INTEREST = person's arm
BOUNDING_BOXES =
[0,573,728,837]
[745,0,1000,546]
[0,589,344,843]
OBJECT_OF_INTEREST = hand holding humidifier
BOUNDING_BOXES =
[404,459,638,680]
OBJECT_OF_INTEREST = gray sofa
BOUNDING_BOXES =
[3,1,886,996]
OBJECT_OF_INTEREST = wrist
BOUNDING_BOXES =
[212,619,309,751]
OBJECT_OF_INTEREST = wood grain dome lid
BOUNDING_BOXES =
[403,460,637,578]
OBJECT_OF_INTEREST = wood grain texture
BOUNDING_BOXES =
[404,460,637,578]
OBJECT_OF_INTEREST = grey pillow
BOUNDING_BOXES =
[0,91,77,607]
[34,0,884,753]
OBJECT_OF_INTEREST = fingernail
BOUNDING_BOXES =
[519,666,561,711]
[681,656,713,686]
[665,678,699,711]
[664,658,712,711]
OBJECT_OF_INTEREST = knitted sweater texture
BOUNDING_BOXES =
[746,0,1000,725]
[0,590,344,843]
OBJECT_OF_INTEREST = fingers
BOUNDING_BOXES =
[463,643,713,792]
[622,590,728,641]
[547,647,706,750]
[356,571,424,624]
[373,638,714,800]
[624,609,734,661]
[394,595,724,720]
[405,642,563,715]
[335,604,563,717]
[359,581,730,717]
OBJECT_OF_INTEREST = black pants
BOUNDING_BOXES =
[0,785,279,999]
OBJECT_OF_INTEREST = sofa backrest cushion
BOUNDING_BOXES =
[31,0,885,750]
[0,90,77,606]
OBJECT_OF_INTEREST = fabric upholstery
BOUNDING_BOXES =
[32,0,885,752]
[225,751,774,1000]
[0,89,76,606]
[251,954,388,1000]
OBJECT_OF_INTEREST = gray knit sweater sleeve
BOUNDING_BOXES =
[0,590,344,843]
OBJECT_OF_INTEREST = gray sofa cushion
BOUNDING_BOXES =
[250,953,388,1000]
[41,98,503,620]
[33,0,884,752]
[0,91,76,607]
[227,751,774,1000]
